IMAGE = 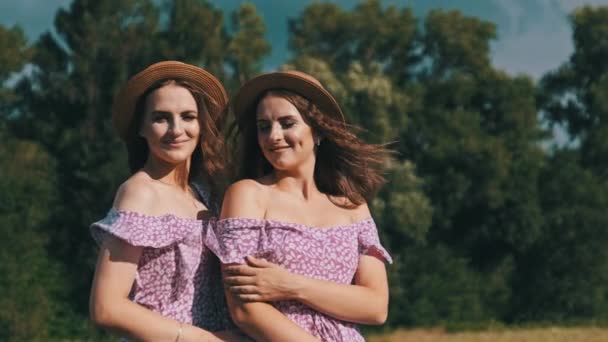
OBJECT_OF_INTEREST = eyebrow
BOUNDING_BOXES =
[150,110,198,115]
[256,114,298,123]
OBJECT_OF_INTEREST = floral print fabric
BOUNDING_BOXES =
[90,209,230,331]
[206,217,392,341]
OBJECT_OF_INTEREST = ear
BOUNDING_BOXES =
[314,135,322,146]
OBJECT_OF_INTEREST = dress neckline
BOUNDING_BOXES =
[217,217,374,231]
[110,207,209,223]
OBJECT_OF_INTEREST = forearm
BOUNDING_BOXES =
[91,297,218,341]
[292,275,388,325]
[226,293,319,342]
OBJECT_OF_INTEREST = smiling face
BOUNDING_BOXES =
[255,94,317,172]
[139,83,201,166]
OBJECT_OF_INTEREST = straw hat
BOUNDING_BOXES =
[112,61,228,141]
[233,70,345,125]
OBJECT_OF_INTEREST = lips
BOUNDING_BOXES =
[164,140,189,148]
[268,146,290,152]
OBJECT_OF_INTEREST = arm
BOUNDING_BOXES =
[89,180,225,341]
[223,266,320,342]
[219,181,320,342]
[224,255,389,325]
[224,202,389,325]
[90,236,223,341]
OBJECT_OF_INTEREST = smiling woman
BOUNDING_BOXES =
[205,70,393,341]
[88,61,241,341]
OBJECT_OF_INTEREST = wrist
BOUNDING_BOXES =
[181,324,217,342]
[290,273,310,301]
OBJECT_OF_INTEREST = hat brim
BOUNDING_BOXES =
[233,72,345,126]
[112,61,228,141]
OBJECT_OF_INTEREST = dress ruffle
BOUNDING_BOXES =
[205,217,392,264]
[358,220,393,264]
[91,208,202,248]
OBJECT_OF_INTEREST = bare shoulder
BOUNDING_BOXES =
[352,202,372,221]
[329,195,372,222]
[224,179,266,197]
[113,174,162,215]
[221,179,269,219]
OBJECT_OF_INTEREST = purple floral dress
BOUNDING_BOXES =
[205,217,393,342]
[90,185,231,331]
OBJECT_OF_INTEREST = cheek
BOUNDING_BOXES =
[188,120,201,135]
[141,123,164,140]
[290,128,314,147]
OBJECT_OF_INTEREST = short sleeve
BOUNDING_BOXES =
[358,220,393,264]
[90,208,199,248]
[205,218,282,264]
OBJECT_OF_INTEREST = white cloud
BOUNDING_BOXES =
[489,0,576,79]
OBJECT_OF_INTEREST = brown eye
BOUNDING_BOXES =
[153,115,167,123]
[281,121,295,129]
[257,124,270,133]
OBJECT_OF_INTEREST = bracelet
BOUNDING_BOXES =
[175,323,183,342]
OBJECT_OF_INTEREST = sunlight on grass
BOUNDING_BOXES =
[367,327,608,342]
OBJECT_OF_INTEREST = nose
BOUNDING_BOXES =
[267,123,283,142]
[169,118,184,136]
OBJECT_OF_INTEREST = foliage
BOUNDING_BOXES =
[3,0,608,338]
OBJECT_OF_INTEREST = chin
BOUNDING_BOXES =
[268,158,297,171]
[158,150,194,165]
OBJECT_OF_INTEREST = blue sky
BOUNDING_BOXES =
[2,0,608,79]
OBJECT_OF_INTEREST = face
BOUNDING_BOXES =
[256,94,317,171]
[140,83,200,166]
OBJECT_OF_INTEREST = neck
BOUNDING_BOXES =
[143,155,191,190]
[273,157,319,200]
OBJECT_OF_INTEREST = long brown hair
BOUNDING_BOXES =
[125,79,227,199]
[231,89,389,206]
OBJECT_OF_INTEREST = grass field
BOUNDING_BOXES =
[366,327,608,342]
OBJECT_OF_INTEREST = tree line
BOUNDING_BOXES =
[2,0,608,339]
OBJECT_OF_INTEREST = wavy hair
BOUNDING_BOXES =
[231,89,390,206]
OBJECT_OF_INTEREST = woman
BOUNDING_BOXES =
[89,61,238,341]
[206,70,393,341]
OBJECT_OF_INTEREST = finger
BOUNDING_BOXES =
[229,285,258,295]
[224,264,257,276]
[223,275,255,286]
[246,255,274,268]
[237,294,263,302]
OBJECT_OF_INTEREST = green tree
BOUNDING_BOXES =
[0,24,30,116]
[227,2,271,85]
[404,10,546,322]
[0,23,64,340]
[160,0,228,77]
[0,124,59,340]
[513,151,608,321]
[533,5,608,322]
[539,6,608,182]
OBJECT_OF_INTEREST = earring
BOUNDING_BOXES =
[315,138,321,146]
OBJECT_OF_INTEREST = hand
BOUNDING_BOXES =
[223,256,300,302]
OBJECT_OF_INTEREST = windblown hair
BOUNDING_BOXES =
[231,89,390,206]
[124,78,227,199]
